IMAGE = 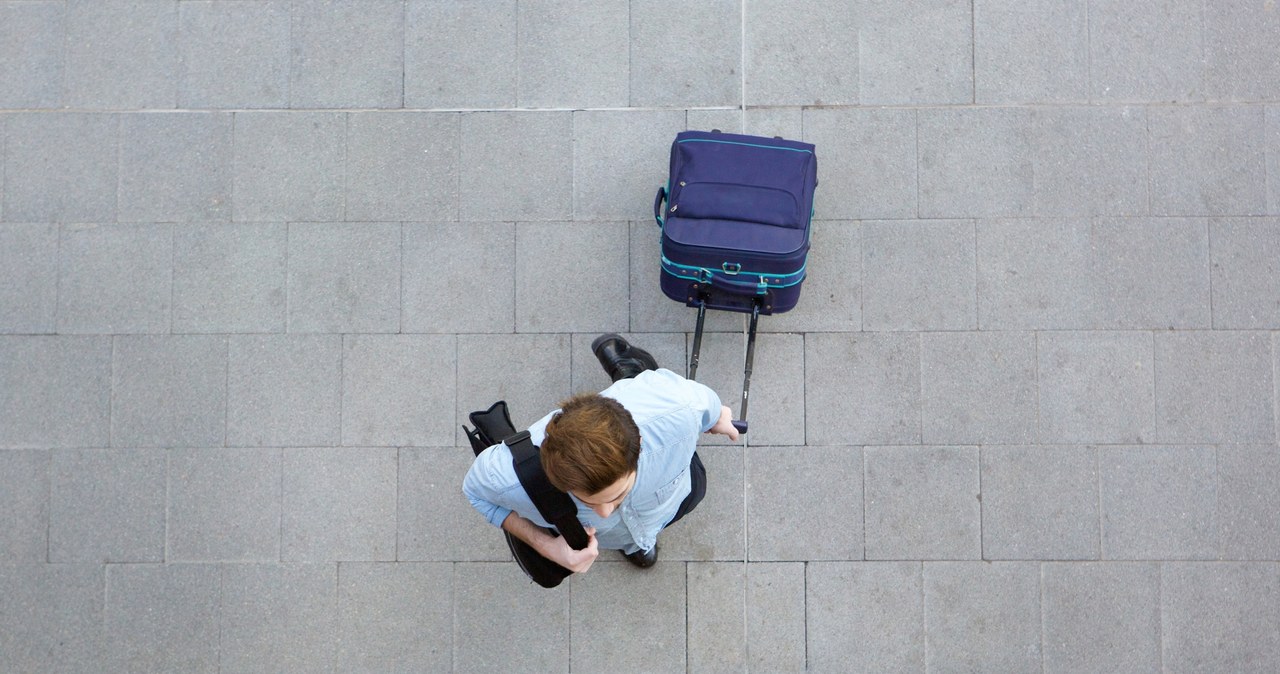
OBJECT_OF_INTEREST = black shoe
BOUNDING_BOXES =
[591,334,659,382]
[621,546,658,568]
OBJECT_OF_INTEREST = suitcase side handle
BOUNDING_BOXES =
[654,186,667,227]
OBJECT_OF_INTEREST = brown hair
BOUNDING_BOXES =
[540,393,641,495]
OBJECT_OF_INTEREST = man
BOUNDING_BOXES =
[463,334,739,573]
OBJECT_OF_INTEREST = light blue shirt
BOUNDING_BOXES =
[462,368,722,554]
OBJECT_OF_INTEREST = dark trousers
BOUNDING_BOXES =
[663,452,706,529]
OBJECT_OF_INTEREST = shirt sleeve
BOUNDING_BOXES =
[461,444,515,529]
[683,374,723,432]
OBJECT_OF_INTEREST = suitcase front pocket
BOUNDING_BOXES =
[669,182,802,228]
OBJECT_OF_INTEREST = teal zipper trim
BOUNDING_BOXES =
[660,255,807,289]
[677,138,813,154]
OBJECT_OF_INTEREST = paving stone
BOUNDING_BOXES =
[1089,0,1203,102]
[232,111,345,222]
[1038,331,1156,444]
[456,333,571,444]
[57,223,173,334]
[336,563,453,672]
[282,447,397,562]
[0,450,47,562]
[342,335,455,447]
[1155,331,1275,443]
[921,332,1037,444]
[918,108,1034,218]
[806,333,920,446]
[1042,562,1161,673]
[1270,108,1279,214]
[977,218,1212,329]
[0,336,111,449]
[744,107,804,139]
[287,222,400,333]
[1032,106,1149,216]
[687,562,746,673]
[0,1,64,108]
[981,446,1100,560]
[1149,105,1267,216]
[49,449,166,563]
[974,0,1088,103]
[568,561,686,672]
[630,220,700,333]
[1099,446,1218,560]
[865,446,980,560]
[685,331,804,446]
[105,564,220,673]
[404,0,517,108]
[856,0,971,104]
[1162,562,1280,671]
[1217,444,1280,560]
[569,332,688,396]
[747,446,862,560]
[226,335,342,447]
[630,0,741,107]
[289,0,402,108]
[978,217,1090,329]
[573,110,686,221]
[0,223,57,334]
[662,447,745,561]
[1081,217,1211,329]
[923,562,1041,672]
[402,222,515,333]
[1203,1,1280,101]
[4,113,117,223]
[112,335,226,448]
[120,112,232,222]
[744,0,858,106]
[765,221,861,333]
[515,221,630,333]
[172,222,287,333]
[454,563,570,672]
[517,0,628,107]
[400,448,508,562]
[460,112,572,221]
[0,564,103,673]
[177,0,290,108]
[802,107,917,220]
[219,564,337,673]
[687,109,743,134]
[1210,217,1280,328]
[346,112,460,221]
[862,219,976,330]
[807,561,924,672]
[168,448,281,562]
[64,0,177,109]
[746,563,806,671]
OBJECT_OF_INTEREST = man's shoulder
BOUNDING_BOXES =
[465,442,524,496]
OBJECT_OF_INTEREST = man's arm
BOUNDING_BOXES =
[501,513,599,573]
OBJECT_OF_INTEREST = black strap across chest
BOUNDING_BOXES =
[505,430,590,551]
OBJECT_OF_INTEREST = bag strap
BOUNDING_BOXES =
[505,430,591,551]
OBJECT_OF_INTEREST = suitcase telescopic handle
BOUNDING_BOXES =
[654,186,667,227]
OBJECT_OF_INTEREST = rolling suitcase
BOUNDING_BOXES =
[654,130,818,434]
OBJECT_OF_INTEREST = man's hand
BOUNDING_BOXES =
[707,405,741,441]
[545,526,599,574]
[503,514,601,574]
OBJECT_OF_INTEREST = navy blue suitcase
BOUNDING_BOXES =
[653,130,818,434]
[655,130,817,315]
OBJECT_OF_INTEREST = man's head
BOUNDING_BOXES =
[541,393,641,514]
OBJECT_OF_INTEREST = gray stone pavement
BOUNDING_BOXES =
[1,0,1279,671]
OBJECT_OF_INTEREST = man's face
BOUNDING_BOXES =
[573,471,636,518]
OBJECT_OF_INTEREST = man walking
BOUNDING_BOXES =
[463,334,739,574]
